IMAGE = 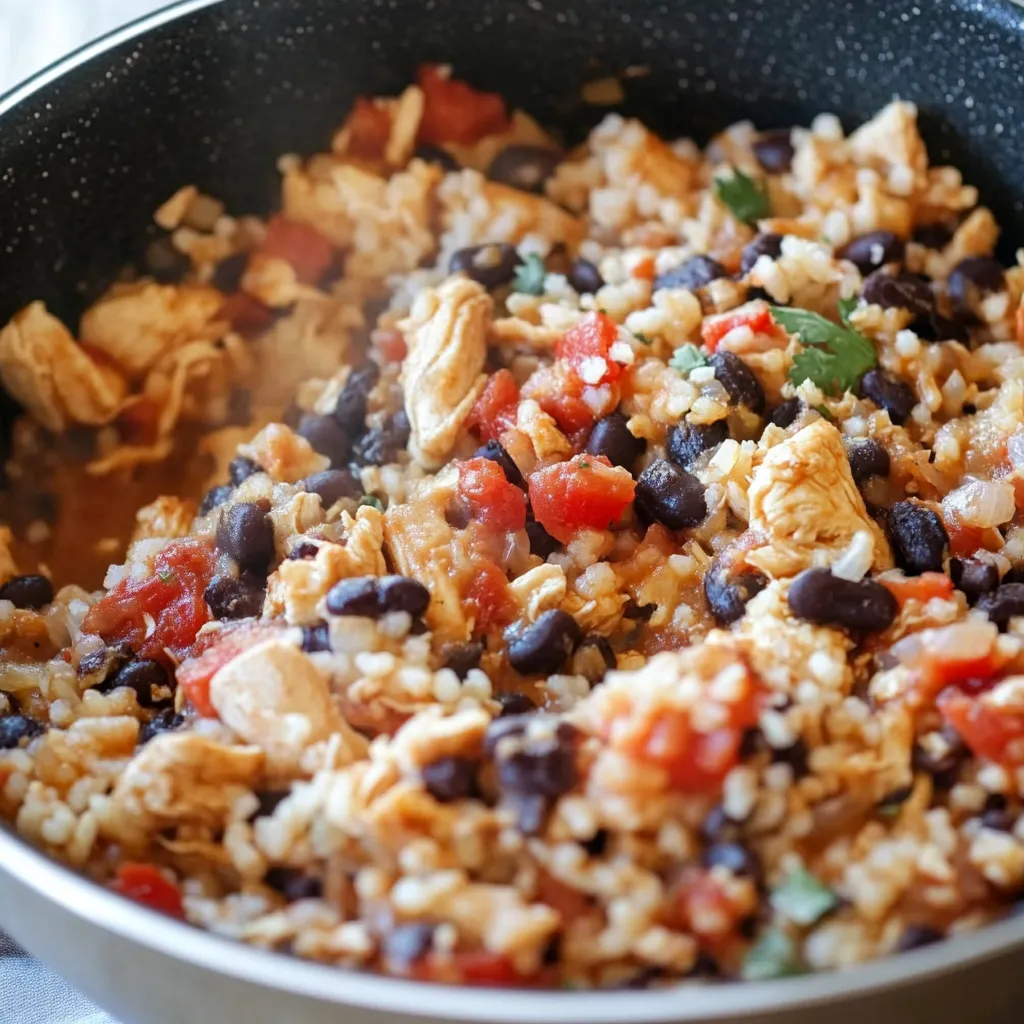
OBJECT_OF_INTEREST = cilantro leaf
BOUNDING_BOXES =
[157,568,175,584]
[714,169,771,224]
[772,305,877,396]
[669,343,709,376]
[741,929,804,981]
[512,253,546,295]
[359,495,385,512]
[633,331,654,346]
[770,866,839,926]
[836,296,858,327]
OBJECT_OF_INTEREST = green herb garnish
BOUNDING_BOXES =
[359,495,385,512]
[157,568,175,584]
[578,460,591,470]
[813,404,833,421]
[512,253,547,296]
[836,296,858,327]
[633,331,654,346]
[772,305,877,397]
[714,169,771,224]
[741,928,804,981]
[669,343,709,376]
[770,866,839,926]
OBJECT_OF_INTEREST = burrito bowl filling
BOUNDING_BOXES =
[2,67,1024,987]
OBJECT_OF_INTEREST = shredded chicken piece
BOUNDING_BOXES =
[509,564,568,622]
[515,399,572,460]
[237,423,329,483]
[0,302,126,432]
[79,282,226,378]
[210,637,368,775]
[398,277,490,467]
[745,420,892,578]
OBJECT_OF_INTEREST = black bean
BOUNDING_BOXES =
[301,622,331,653]
[494,727,579,799]
[264,868,322,902]
[844,437,890,483]
[653,255,728,293]
[858,368,916,426]
[838,231,905,275]
[413,143,460,171]
[104,659,171,707]
[703,842,762,882]
[894,925,944,953]
[700,805,740,844]
[950,557,1000,601]
[704,557,768,625]
[449,243,521,289]
[352,411,410,466]
[505,791,549,835]
[686,955,722,980]
[211,252,248,293]
[333,363,380,433]
[709,351,766,414]
[876,786,913,814]
[769,397,803,429]
[422,755,479,802]
[635,459,707,530]
[570,635,616,684]
[981,807,1016,832]
[741,232,783,275]
[383,923,436,965]
[525,518,560,560]
[622,599,657,622]
[204,574,266,620]
[297,413,351,468]
[860,270,935,319]
[288,540,320,561]
[585,412,646,470]
[0,715,44,749]
[249,789,289,820]
[738,726,766,760]
[568,258,604,295]
[913,223,955,250]
[912,728,967,791]
[145,236,191,284]
[441,642,484,679]
[787,568,898,631]
[948,257,1005,313]
[379,576,431,616]
[228,455,263,486]
[496,692,536,717]
[976,583,1024,630]
[508,610,583,676]
[138,709,184,745]
[487,145,561,194]
[299,468,362,509]
[78,643,131,684]
[473,439,525,488]
[666,420,729,469]
[752,129,794,174]
[772,738,810,778]
[914,311,970,345]
[199,484,233,516]
[325,577,380,617]
[887,501,948,575]
[0,574,53,610]
[216,501,275,573]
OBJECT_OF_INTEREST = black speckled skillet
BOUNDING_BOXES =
[1,1,1024,1021]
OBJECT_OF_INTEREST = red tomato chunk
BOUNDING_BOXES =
[416,64,509,145]
[467,369,520,442]
[82,540,216,664]
[343,96,391,160]
[554,311,622,386]
[458,457,526,532]
[939,689,1024,767]
[703,303,775,351]
[528,454,636,543]
[464,561,515,634]
[111,863,184,918]
[258,215,336,285]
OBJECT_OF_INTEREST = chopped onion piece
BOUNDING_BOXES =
[942,478,1016,528]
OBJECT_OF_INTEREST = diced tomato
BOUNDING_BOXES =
[528,454,636,543]
[258,215,336,286]
[630,255,655,280]
[344,96,392,160]
[520,360,618,435]
[372,327,408,364]
[554,311,622,387]
[467,369,520,442]
[893,620,1005,705]
[458,457,526,532]
[464,561,515,633]
[416,64,510,145]
[939,689,1024,766]
[221,292,275,332]
[176,622,282,718]
[882,572,955,609]
[676,871,742,940]
[410,951,536,987]
[111,863,184,919]
[83,540,216,665]
[704,303,775,352]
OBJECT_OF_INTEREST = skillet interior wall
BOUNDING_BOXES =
[0,0,1022,458]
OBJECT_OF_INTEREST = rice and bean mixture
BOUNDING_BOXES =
[1,66,1024,987]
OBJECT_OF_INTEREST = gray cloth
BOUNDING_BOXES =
[0,934,115,1024]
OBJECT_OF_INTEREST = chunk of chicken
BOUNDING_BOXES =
[236,423,329,483]
[209,637,368,775]
[105,733,263,843]
[80,282,226,378]
[745,420,892,578]
[398,277,490,468]
[0,302,126,432]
